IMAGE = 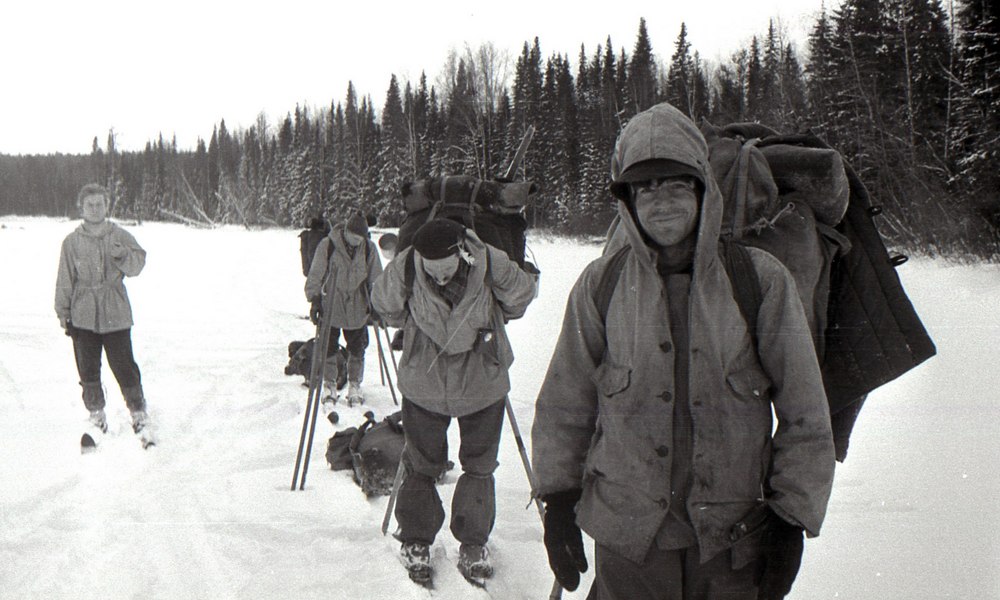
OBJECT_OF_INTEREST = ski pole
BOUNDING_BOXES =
[381,324,399,378]
[291,333,326,490]
[373,325,387,386]
[504,396,544,519]
[292,290,335,491]
[502,396,563,599]
[381,455,407,535]
[372,325,398,406]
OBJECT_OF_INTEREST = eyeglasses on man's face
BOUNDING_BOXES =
[629,176,698,197]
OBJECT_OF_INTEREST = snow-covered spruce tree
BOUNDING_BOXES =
[627,17,658,114]
[376,74,409,226]
[665,23,694,119]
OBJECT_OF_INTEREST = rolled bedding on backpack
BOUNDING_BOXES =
[759,145,850,227]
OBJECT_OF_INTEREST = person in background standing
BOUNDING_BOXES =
[305,212,382,406]
[55,183,151,441]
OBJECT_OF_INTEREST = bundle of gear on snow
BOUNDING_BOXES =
[325,411,452,497]
[284,338,348,390]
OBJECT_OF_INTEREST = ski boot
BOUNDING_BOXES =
[346,381,363,407]
[457,544,493,587]
[321,380,339,411]
[89,409,109,434]
[81,409,108,453]
[130,409,156,449]
[400,541,432,587]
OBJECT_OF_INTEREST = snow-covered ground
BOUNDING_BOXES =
[0,216,997,599]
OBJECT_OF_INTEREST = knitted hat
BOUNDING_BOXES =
[345,212,369,238]
[413,218,465,260]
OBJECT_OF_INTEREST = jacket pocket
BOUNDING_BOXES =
[726,366,772,402]
[591,362,632,397]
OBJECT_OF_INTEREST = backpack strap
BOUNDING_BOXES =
[720,239,763,349]
[348,411,377,455]
[723,138,762,239]
[404,247,416,297]
[595,246,630,323]
[593,242,762,351]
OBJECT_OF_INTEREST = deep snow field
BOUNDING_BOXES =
[0,216,997,599]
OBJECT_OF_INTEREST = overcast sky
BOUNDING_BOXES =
[1,0,832,155]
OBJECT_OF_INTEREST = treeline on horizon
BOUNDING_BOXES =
[1,0,997,260]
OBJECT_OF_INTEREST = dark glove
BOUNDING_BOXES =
[757,510,805,600]
[390,329,404,352]
[542,489,588,592]
[309,300,322,325]
[368,309,383,328]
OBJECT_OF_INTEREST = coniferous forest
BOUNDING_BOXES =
[1,2,997,260]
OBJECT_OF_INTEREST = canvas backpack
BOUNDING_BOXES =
[299,218,331,276]
[325,411,405,497]
[325,411,451,496]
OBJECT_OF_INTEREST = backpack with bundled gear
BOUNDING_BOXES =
[395,175,539,275]
[602,122,936,461]
[326,411,451,497]
[395,126,540,279]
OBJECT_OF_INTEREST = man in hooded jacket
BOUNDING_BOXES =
[371,218,536,585]
[531,103,835,600]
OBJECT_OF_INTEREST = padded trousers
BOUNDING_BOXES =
[394,397,505,547]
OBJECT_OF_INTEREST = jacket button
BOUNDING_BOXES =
[659,341,673,353]
[659,390,672,402]
[658,498,668,510]
[655,445,669,457]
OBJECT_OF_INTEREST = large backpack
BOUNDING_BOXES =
[701,123,934,416]
[299,218,331,276]
[395,175,539,275]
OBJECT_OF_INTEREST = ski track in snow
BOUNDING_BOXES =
[1,217,998,599]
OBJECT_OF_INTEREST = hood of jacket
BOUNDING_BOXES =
[609,103,725,280]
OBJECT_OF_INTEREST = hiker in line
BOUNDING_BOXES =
[55,183,151,435]
[371,218,536,586]
[304,212,382,406]
[531,102,835,600]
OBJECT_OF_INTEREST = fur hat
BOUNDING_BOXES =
[345,212,369,238]
[413,218,465,260]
